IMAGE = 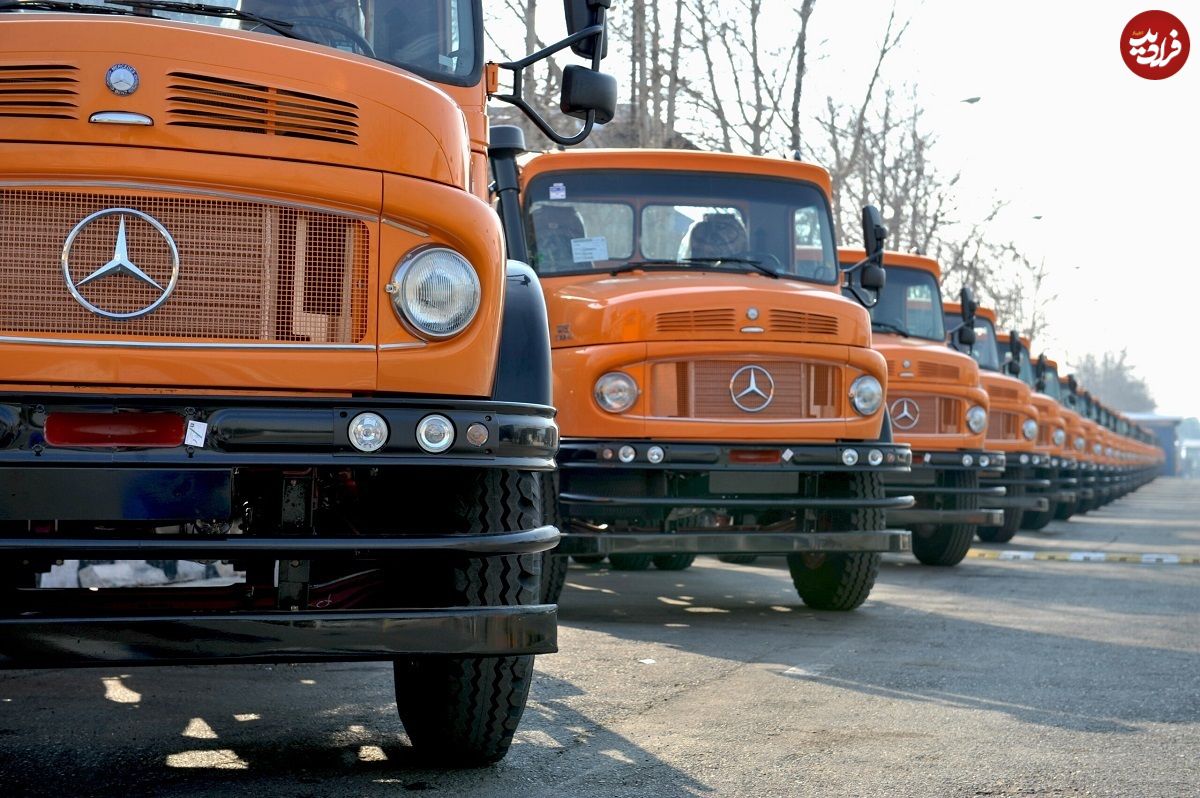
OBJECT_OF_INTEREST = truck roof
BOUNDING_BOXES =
[944,302,997,324]
[839,248,941,279]
[519,149,833,197]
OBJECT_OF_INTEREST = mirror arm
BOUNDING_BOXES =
[492,25,606,147]
[840,256,879,309]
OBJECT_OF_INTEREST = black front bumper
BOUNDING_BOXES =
[555,439,913,554]
[982,463,1053,512]
[885,450,1006,526]
[0,605,558,669]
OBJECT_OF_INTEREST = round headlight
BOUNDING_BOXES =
[1093,442,1102,455]
[1021,418,1039,441]
[966,405,988,434]
[849,375,883,416]
[1053,427,1067,447]
[1075,435,1085,451]
[389,247,481,339]
[595,372,638,413]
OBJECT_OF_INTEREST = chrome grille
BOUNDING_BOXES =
[649,360,841,420]
[890,393,961,435]
[0,64,78,120]
[166,72,359,145]
[0,188,369,343]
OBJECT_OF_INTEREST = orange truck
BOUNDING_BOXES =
[943,301,1052,542]
[991,331,1073,530]
[1032,355,1086,520]
[839,250,1005,566]
[490,146,914,611]
[0,0,617,766]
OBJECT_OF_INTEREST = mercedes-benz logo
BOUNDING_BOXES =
[61,208,180,320]
[890,397,921,430]
[729,365,775,413]
[106,63,139,96]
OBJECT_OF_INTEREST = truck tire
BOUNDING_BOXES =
[393,469,539,766]
[717,554,760,565]
[788,471,882,611]
[911,470,978,567]
[976,484,1023,543]
[1053,497,1077,520]
[652,553,696,571]
[1019,501,1056,531]
[609,553,654,571]
[538,473,567,605]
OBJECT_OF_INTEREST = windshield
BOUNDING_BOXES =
[15,0,481,85]
[1041,365,1063,400]
[859,265,945,341]
[523,170,839,283]
[944,312,1000,370]
[996,338,1035,387]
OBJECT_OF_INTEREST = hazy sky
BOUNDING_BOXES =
[493,2,1198,416]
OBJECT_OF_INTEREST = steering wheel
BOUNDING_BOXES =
[281,16,376,58]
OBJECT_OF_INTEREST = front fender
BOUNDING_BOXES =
[492,261,553,406]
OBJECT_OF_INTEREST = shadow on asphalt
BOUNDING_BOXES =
[0,663,708,798]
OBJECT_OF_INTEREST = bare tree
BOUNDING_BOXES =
[1071,351,1156,412]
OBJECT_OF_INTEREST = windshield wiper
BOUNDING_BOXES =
[0,1,134,14]
[872,321,910,337]
[609,257,779,278]
[105,1,301,39]
[685,256,778,279]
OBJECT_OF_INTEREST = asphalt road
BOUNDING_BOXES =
[1,478,1197,797]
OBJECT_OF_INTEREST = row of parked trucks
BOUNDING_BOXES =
[0,0,1162,766]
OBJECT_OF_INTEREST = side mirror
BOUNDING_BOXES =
[959,286,978,322]
[1067,374,1078,394]
[1034,353,1047,392]
[956,325,976,346]
[564,0,611,59]
[862,205,888,261]
[862,262,886,290]
[560,64,617,123]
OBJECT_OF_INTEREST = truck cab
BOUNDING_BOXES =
[944,302,1050,542]
[839,249,1004,566]
[496,147,913,612]
[1031,355,1086,520]
[0,0,615,766]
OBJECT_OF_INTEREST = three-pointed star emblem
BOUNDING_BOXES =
[61,207,181,320]
[76,216,165,292]
[729,365,775,412]
[890,397,921,430]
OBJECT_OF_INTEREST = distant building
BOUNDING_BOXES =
[1126,413,1183,476]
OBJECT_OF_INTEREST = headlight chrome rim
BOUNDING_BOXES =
[966,405,988,434]
[1021,418,1039,441]
[849,375,884,416]
[389,246,481,340]
[348,412,389,453]
[594,371,639,413]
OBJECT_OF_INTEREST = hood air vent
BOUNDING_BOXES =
[0,64,79,120]
[656,309,737,333]
[166,72,359,145]
[768,309,839,336]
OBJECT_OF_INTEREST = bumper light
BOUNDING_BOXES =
[842,449,860,466]
[416,414,455,453]
[849,375,884,415]
[966,405,988,434]
[867,449,884,466]
[348,412,388,453]
[979,455,990,468]
[618,445,637,463]
[1019,453,1030,465]
[389,247,481,339]
[1022,418,1039,441]
[595,372,639,413]
[647,445,665,464]
[962,453,974,467]
[465,422,489,448]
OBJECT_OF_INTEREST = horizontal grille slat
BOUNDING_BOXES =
[166,72,359,145]
[768,309,839,336]
[650,359,842,420]
[655,309,736,333]
[0,188,369,344]
[0,64,78,119]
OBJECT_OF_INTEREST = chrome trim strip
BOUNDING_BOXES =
[89,111,153,126]
[0,335,375,351]
[379,342,427,351]
[0,181,376,224]
[382,218,430,237]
